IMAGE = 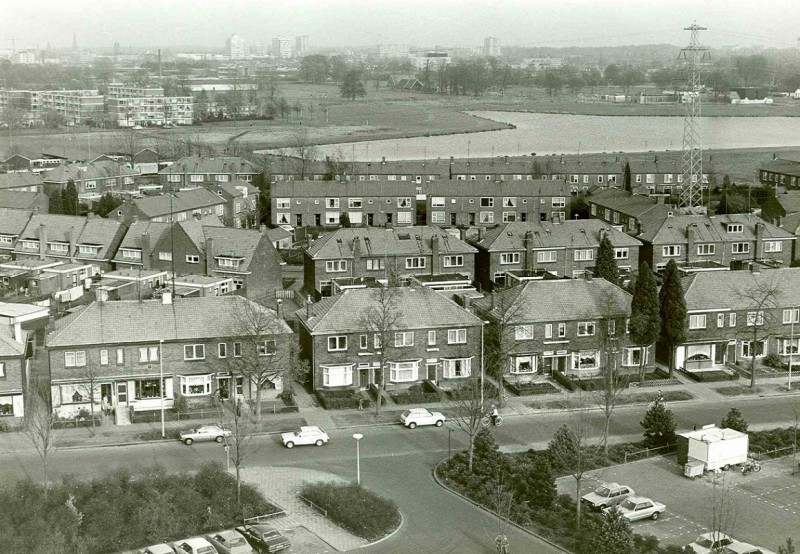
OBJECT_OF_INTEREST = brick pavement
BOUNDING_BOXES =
[238,466,368,552]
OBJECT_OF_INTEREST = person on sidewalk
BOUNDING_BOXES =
[358,397,364,411]
[102,395,111,416]
[490,404,499,426]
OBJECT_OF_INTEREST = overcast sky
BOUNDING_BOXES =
[2,0,799,51]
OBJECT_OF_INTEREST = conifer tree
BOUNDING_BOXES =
[658,260,686,377]
[629,262,660,380]
[595,233,619,284]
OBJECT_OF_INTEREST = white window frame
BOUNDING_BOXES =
[732,242,750,254]
[577,321,595,337]
[325,260,348,273]
[697,243,715,256]
[64,351,86,367]
[544,324,552,339]
[328,336,347,352]
[689,314,707,329]
[394,331,414,347]
[179,374,212,396]
[500,252,520,265]
[428,330,436,346]
[574,249,593,262]
[326,198,340,209]
[662,245,682,257]
[447,328,467,344]
[389,361,419,382]
[783,308,800,324]
[764,241,783,253]
[442,358,472,378]
[322,365,354,387]
[183,344,205,360]
[537,250,557,263]
[218,343,227,358]
[405,257,426,269]
[443,255,464,268]
[747,311,765,326]
[100,349,109,365]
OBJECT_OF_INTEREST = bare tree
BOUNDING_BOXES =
[290,128,318,180]
[216,395,257,510]
[733,275,780,390]
[448,377,495,473]
[547,396,599,529]
[357,287,401,415]
[225,297,306,421]
[485,481,522,554]
[23,389,58,500]
[705,473,739,550]
[78,363,103,435]
[480,291,526,410]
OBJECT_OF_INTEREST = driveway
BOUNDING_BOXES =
[557,455,800,552]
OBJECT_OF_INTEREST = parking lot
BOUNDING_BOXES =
[557,455,800,551]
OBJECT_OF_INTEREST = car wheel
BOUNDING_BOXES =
[183,438,193,445]
[435,420,444,427]
[652,511,660,520]
[408,422,417,429]
[315,439,324,446]
[215,436,224,443]
[285,442,294,448]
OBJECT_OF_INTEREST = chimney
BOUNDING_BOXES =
[504,156,509,165]
[478,227,485,241]
[162,290,172,304]
[777,215,783,228]
[205,238,214,275]
[463,294,472,312]
[276,299,284,320]
[754,221,763,260]
[430,234,440,275]
[654,155,658,163]
[306,296,312,319]
[352,235,362,269]
[381,157,386,165]
[38,223,47,260]
[193,212,202,221]
[524,230,534,270]
[260,224,267,234]
[141,232,151,270]
[66,227,76,262]
[773,153,777,160]
[686,224,695,263]
[450,156,454,165]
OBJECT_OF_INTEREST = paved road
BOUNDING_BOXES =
[2,395,798,553]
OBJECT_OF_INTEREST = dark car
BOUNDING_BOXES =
[235,524,290,553]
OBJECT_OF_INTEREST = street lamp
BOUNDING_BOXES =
[480,320,490,408]
[159,339,165,438]
[353,433,363,485]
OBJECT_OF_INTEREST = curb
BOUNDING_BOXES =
[52,428,291,452]
[360,510,404,549]
[431,459,572,554]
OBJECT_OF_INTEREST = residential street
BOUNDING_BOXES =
[1,393,799,553]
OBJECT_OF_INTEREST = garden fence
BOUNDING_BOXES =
[623,443,677,464]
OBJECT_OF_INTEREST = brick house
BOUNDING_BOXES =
[46,295,293,423]
[271,181,418,228]
[587,189,672,235]
[120,188,227,224]
[628,156,714,196]
[296,287,484,392]
[424,180,571,227]
[0,171,44,193]
[640,214,794,272]
[473,278,649,379]
[0,208,34,258]
[41,160,139,197]
[200,180,259,228]
[472,220,642,290]
[675,268,800,372]
[759,158,800,189]
[159,156,264,189]
[303,226,477,297]
[0,302,46,424]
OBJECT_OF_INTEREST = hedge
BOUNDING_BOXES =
[503,379,560,396]
[681,369,738,382]
[315,389,369,410]
[300,482,400,541]
[552,369,576,391]
[390,382,443,404]
[52,415,103,429]
[446,379,499,400]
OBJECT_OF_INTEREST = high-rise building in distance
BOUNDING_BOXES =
[272,37,292,59]
[483,36,500,57]
[225,34,247,59]
[295,35,308,57]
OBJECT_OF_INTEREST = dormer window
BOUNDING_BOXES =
[121,248,141,260]
[21,240,38,250]
[727,223,743,233]
[217,256,243,269]
[49,242,69,253]
[78,245,100,255]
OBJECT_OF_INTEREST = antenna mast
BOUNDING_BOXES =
[677,22,710,210]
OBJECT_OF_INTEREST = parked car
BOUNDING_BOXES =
[581,483,635,510]
[400,408,446,429]
[235,524,290,553]
[281,426,330,448]
[603,496,666,521]
[204,530,254,554]
[132,125,144,130]
[172,537,218,554]
[687,532,736,554]
[722,543,777,554]
[163,123,175,129]
[180,425,232,445]
[140,545,176,554]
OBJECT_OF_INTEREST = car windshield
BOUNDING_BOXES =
[620,499,637,510]
[594,486,611,497]
[228,537,246,546]
[402,411,411,418]
[198,548,216,554]
[263,531,281,539]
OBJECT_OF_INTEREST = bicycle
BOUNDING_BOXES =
[481,415,503,427]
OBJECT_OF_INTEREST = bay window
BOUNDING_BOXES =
[573,351,599,370]
[442,358,472,378]
[179,374,212,396]
[510,355,536,374]
[389,361,419,382]
[322,365,354,387]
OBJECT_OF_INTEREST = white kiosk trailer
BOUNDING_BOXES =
[677,425,749,478]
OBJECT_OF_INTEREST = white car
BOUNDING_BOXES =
[603,496,666,521]
[179,425,232,445]
[688,532,737,554]
[281,426,330,448]
[140,545,175,554]
[131,125,144,130]
[400,408,446,429]
[204,529,253,554]
[172,537,218,554]
[581,483,635,510]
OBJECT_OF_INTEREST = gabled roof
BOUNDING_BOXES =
[76,217,125,259]
[17,214,86,243]
[41,161,139,183]
[0,191,47,210]
[761,158,800,177]
[47,296,291,348]
[476,220,641,251]
[774,191,800,214]
[588,188,672,220]
[473,278,632,323]
[202,226,267,273]
[681,268,800,311]
[113,220,171,259]
[0,172,43,190]
[305,226,476,259]
[265,227,292,241]
[133,188,225,217]
[201,180,258,198]
[426,179,570,197]
[297,287,482,334]
[640,213,794,244]
[271,180,416,198]
[0,208,33,237]
[159,156,261,175]
[0,325,26,357]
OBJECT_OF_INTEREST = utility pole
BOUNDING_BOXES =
[677,22,710,211]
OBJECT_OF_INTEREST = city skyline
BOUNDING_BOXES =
[2,0,799,52]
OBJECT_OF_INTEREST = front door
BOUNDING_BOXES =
[359,369,370,389]
[101,383,113,406]
[116,383,128,407]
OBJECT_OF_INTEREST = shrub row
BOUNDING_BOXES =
[552,369,576,391]
[503,379,560,396]
[52,415,103,429]
[0,462,277,554]
[390,382,443,404]
[681,369,738,382]
[749,427,798,457]
[315,389,369,410]
[446,379,499,400]
[300,482,400,541]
